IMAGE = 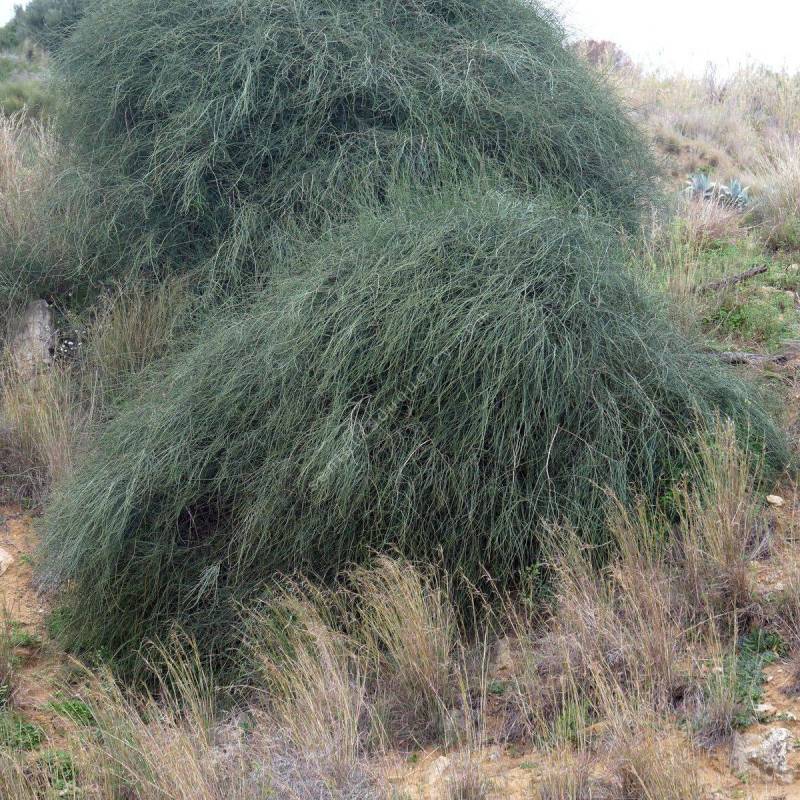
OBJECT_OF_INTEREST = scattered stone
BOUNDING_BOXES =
[731,728,794,783]
[427,756,450,785]
[494,637,514,672]
[441,708,468,746]
[778,711,797,722]
[766,495,786,508]
[0,547,13,576]
[755,703,778,719]
[9,299,55,377]
[788,264,800,273]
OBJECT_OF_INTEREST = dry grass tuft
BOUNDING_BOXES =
[0,360,99,501]
[443,757,493,800]
[0,112,59,261]
[85,278,190,383]
[608,722,701,800]
[535,751,596,800]
[750,136,800,251]
[251,585,368,783]
[676,418,760,623]
[354,556,458,744]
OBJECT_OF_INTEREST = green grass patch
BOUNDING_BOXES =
[704,285,798,351]
[0,77,56,118]
[47,698,94,727]
[732,627,787,729]
[8,622,42,650]
[0,711,44,750]
[31,748,78,795]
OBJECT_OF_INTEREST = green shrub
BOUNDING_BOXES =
[6,0,655,303]
[13,0,85,51]
[0,20,19,51]
[0,78,56,119]
[39,190,788,675]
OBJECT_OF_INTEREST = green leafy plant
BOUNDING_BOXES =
[728,628,787,729]
[8,623,41,650]
[0,711,44,750]
[34,748,77,791]
[47,698,95,727]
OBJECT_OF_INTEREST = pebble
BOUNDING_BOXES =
[0,547,13,576]
[766,495,786,508]
[427,756,450,785]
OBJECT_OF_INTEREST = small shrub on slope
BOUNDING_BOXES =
[38,189,788,675]
[5,0,655,302]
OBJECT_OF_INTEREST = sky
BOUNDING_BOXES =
[556,0,800,76]
[0,1,15,25]
[0,0,798,77]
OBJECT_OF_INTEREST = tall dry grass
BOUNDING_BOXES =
[677,419,761,621]
[0,112,59,253]
[0,360,99,500]
[0,277,189,502]
[613,63,800,252]
[500,419,767,750]
[749,136,800,250]
[85,278,190,382]
[252,585,369,783]
[353,557,459,743]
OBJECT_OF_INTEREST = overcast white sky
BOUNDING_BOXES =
[556,0,800,76]
[1,1,798,77]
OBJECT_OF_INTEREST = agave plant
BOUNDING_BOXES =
[722,178,750,209]
[687,172,715,199]
[686,173,749,211]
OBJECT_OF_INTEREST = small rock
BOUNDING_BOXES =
[427,756,450,785]
[788,264,800,273]
[731,728,794,783]
[441,708,468,746]
[766,495,786,508]
[0,547,13,576]
[778,711,797,722]
[755,703,778,718]
[493,637,514,672]
[9,299,55,377]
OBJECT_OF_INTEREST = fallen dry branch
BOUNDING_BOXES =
[699,265,768,293]
[716,348,798,367]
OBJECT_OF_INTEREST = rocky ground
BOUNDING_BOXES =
[9,503,800,799]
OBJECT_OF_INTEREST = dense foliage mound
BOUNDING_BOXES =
[39,190,788,670]
[11,0,655,300]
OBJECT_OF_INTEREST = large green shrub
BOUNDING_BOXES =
[6,0,655,302]
[13,0,85,51]
[39,190,788,673]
